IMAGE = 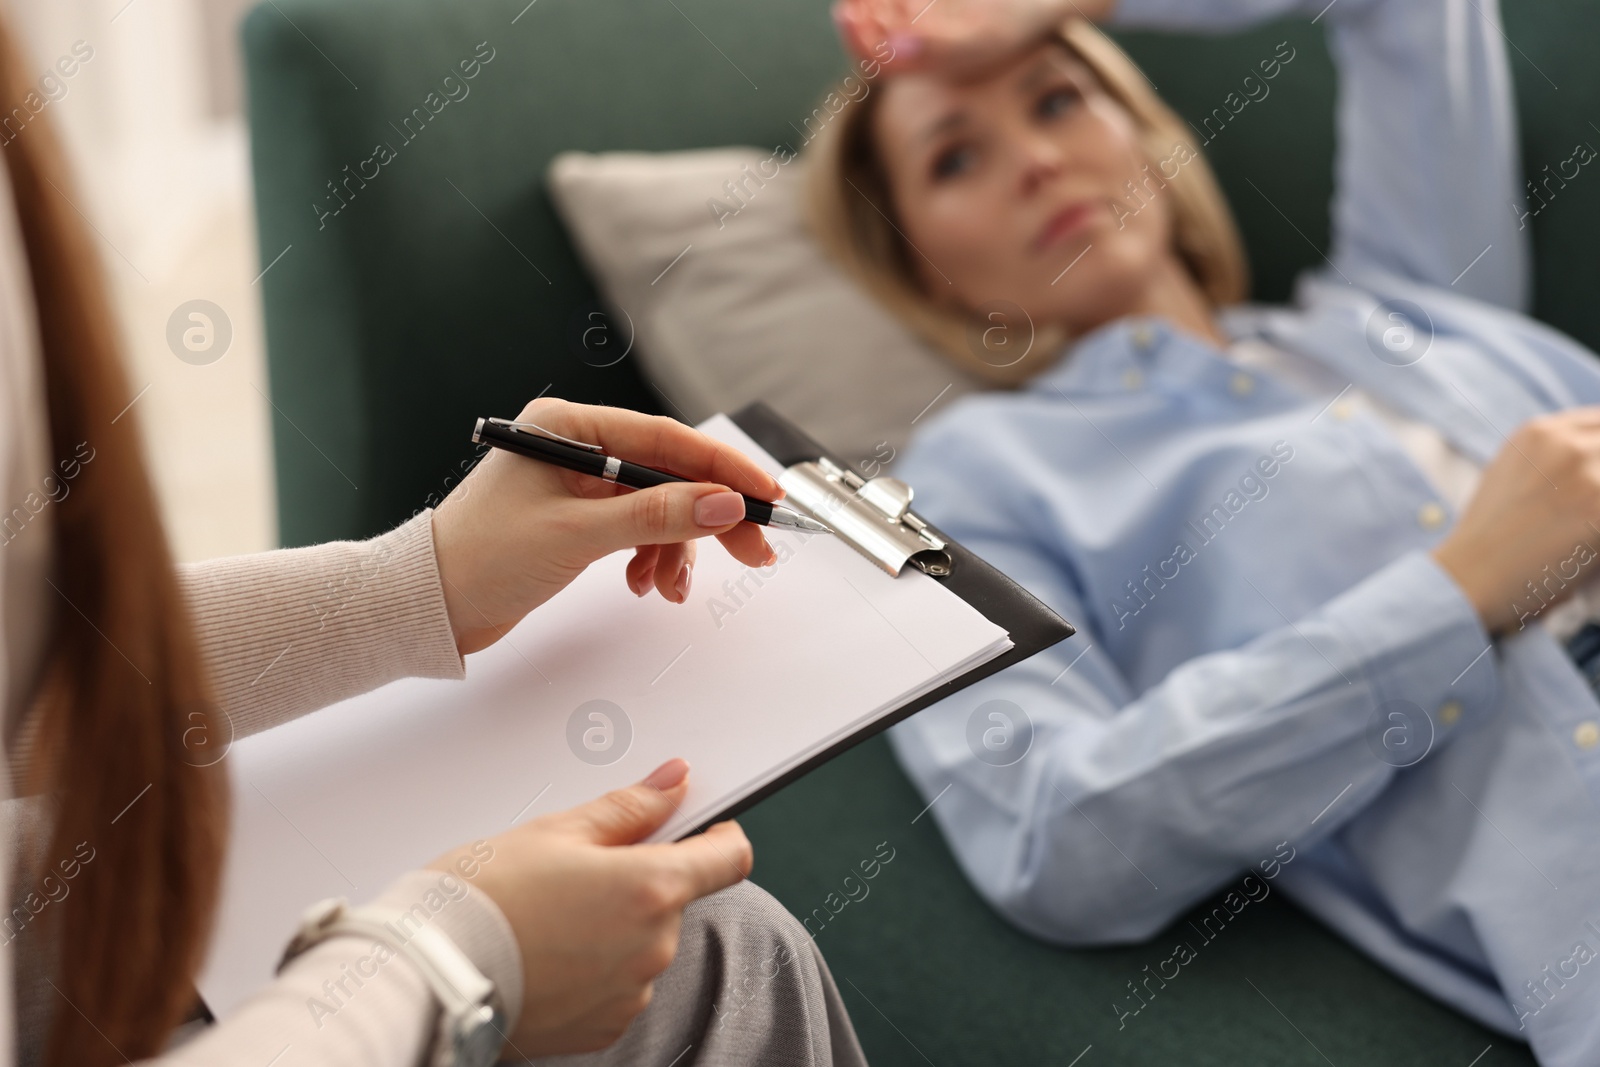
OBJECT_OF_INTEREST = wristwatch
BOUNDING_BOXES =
[279,897,506,1067]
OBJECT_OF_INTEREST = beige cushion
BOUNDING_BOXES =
[546,147,985,467]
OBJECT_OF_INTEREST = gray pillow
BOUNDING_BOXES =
[546,147,985,469]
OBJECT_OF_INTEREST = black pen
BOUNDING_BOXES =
[472,417,833,534]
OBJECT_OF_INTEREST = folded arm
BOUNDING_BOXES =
[890,483,1499,944]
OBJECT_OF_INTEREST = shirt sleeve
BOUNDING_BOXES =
[889,514,1500,945]
[176,510,466,740]
[1108,0,1530,311]
[154,870,523,1067]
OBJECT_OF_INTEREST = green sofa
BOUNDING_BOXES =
[242,1,1594,1061]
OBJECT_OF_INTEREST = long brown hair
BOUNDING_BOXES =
[805,18,1250,384]
[0,18,227,1067]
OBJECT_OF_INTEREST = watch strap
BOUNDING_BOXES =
[279,897,503,1067]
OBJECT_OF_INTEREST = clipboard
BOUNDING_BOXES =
[697,401,1078,831]
[199,403,1076,1016]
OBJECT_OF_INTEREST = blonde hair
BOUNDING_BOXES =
[804,19,1249,384]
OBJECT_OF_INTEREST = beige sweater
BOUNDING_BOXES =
[162,514,525,1066]
[0,149,523,1064]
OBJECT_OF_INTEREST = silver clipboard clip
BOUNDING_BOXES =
[779,456,953,578]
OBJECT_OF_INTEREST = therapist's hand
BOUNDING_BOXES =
[432,398,783,655]
[427,759,752,1057]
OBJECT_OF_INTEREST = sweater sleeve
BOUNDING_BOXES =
[156,870,524,1067]
[177,510,465,739]
[150,520,519,1065]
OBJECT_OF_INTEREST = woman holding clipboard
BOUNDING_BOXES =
[0,17,866,1067]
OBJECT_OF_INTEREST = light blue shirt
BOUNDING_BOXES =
[890,1,1600,1062]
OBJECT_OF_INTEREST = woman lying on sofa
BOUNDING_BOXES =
[818,0,1600,1062]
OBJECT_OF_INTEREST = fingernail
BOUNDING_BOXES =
[644,758,689,791]
[633,565,655,597]
[762,543,778,566]
[675,561,692,602]
[694,491,746,527]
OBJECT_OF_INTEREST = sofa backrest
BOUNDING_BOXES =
[243,0,1598,545]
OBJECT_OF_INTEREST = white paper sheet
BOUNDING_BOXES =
[198,415,1010,1016]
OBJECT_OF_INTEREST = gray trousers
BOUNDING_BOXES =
[532,881,869,1067]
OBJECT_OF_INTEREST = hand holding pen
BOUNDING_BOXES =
[431,398,827,655]
[472,417,829,533]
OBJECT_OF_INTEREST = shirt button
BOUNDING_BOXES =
[1130,323,1154,350]
[1417,502,1446,530]
[1331,399,1354,421]
[1122,368,1144,390]
[1576,721,1600,749]
[1438,701,1461,726]
[1229,372,1255,396]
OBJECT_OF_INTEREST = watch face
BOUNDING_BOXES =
[454,1005,504,1067]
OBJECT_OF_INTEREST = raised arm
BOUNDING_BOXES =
[1106,0,1529,310]
[836,0,1530,310]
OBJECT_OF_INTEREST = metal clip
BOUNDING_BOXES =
[484,418,605,453]
[779,457,952,577]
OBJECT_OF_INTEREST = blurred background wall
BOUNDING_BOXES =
[4,0,275,561]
